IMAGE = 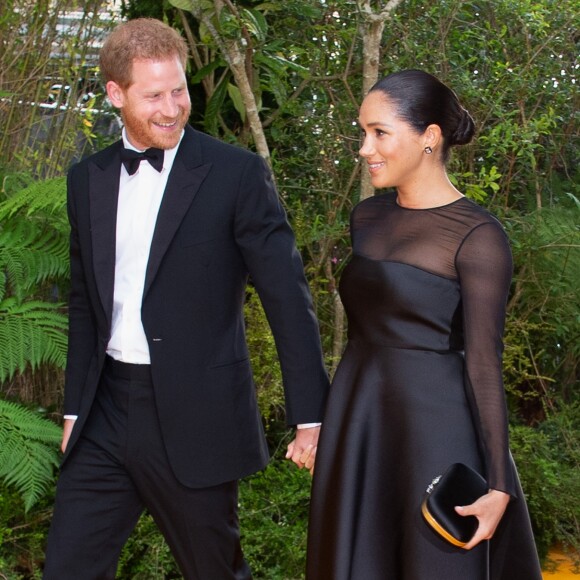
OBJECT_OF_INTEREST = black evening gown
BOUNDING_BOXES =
[307,193,541,580]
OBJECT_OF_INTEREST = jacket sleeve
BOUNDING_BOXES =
[63,164,98,416]
[233,154,329,425]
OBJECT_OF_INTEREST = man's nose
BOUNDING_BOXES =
[160,95,179,117]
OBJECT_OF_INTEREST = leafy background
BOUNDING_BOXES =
[0,0,578,577]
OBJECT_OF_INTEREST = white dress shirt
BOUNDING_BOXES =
[106,130,182,364]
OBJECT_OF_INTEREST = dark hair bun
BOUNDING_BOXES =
[451,108,476,146]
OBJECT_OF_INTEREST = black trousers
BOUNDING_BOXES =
[44,357,252,579]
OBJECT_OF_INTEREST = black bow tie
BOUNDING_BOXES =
[120,147,164,175]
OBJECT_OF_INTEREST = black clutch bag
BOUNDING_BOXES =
[421,462,488,547]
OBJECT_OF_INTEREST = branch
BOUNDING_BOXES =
[359,0,405,22]
[178,9,214,97]
[357,0,404,199]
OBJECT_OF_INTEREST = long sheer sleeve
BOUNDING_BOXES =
[456,222,518,497]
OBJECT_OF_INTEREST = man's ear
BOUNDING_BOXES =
[106,81,125,109]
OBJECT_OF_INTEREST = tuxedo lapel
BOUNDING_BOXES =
[88,142,122,325]
[144,127,212,299]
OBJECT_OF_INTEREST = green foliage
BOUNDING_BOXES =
[115,457,312,579]
[0,177,69,382]
[0,0,576,576]
[0,482,54,579]
[239,458,311,579]
[244,287,285,426]
[0,1,119,178]
[503,317,551,406]
[0,299,68,383]
[510,401,580,563]
[377,0,578,211]
[203,71,232,135]
[0,177,69,224]
[503,206,580,413]
[117,512,181,579]
[449,165,502,204]
[0,399,62,512]
[0,218,68,303]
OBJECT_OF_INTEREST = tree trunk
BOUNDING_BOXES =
[358,0,404,200]
[214,0,271,162]
[178,0,271,163]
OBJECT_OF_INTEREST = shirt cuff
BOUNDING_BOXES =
[63,415,78,421]
[297,422,322,429]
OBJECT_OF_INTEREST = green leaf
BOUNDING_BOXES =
[227,83,246,121]
[0,176,66,220]
[0,219,69,300]
[167,0,194,11]
[0,399,62,511]
[204,72,230,134]
[241,8,268,44]
[261,53,309,76]
[565,193,580,209]
[0,298,68,382]
[190,58,226,84]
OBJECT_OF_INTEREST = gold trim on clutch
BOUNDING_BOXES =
[421,500,467,548]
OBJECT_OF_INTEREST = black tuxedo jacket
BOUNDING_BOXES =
[63,126,329,488]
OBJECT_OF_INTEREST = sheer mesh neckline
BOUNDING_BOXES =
[394,195,466,211]
[351,192,506,281]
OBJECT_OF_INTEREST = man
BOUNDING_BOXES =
[44,18,329,579]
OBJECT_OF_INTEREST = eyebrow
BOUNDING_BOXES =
[142,82,187,93]
[358,120,393,129]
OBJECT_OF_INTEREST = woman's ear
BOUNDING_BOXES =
[106,81,125,109]
[424,124,443,151]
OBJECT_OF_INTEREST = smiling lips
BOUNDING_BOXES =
[153,119,179,129]
[367,161,385,174]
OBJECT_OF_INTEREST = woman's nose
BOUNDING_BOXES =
[359,135,374,158]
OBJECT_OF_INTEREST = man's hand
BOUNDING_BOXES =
[285,426,321,475]
[61,418,76,453]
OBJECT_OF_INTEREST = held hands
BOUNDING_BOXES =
[285,426,321,475]
[455,489,511,550]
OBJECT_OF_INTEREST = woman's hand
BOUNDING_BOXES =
[455,489,511,550]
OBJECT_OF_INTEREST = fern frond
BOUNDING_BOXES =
[0,399,62,511]
[0,217,69,300]
[0,298,68,382]
[0,177,67,222]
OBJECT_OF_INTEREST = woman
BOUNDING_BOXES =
[306,70,541,579]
